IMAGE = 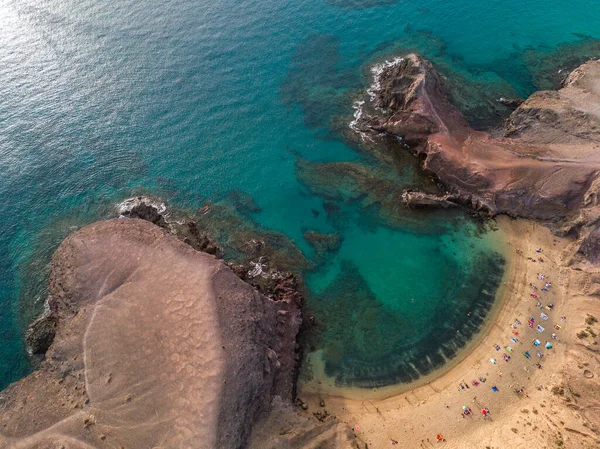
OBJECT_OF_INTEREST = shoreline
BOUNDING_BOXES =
[298,220,514,401]
[296,216,600,447]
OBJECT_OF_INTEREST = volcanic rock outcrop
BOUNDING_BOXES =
[355,55,600,243]
[0,219,347,449]
[401,190,458,209]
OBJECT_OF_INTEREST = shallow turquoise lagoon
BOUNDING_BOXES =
[0,0,599,389]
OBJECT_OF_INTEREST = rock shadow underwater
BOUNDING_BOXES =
[302,254,505,388]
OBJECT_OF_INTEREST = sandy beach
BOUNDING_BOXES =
[298,216,600,448]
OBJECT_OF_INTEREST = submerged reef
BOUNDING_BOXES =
[295,156,460,233]
[489,35,600,93]
[303,254,504,387]
[118,195,310,273]
[281,34,363,140]
[303,230,343,268]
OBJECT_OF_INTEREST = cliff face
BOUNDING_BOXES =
[0,219,303,449]
[357,55,600,241]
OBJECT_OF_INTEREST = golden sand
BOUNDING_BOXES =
[298,217,600,448]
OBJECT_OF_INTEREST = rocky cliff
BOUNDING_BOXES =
[355,55,600,245]
[0,219,353,449]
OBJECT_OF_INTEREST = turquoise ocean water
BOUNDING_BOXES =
[1,0,599,389]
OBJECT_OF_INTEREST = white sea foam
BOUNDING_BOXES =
[348,99,365,132]
[366,57,405,103]
[349,57,405,138]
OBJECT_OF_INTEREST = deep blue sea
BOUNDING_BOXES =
[1,0,599,390]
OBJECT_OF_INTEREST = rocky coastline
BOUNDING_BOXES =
[353,54,600,253]
[5,203,356,449]
[0,217,358,448]
[4,55,600,448]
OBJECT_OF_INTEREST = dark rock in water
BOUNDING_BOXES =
[296,157,450,233]
[192,201,311,273]
[227,257,303,308]
[497,97,524,109]
[520,37,600,91]
[303,231,343,268]
[181,220,221,256]
[323,201,340,217]
[119,196,168,227]
[304,231,342,253]
[25,308,57,356]
[118,196,223,258]
[401,190,458,209]
[227,189,262,214]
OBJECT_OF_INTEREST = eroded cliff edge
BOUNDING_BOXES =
[0,219,352,449]
[354,54,600,250]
